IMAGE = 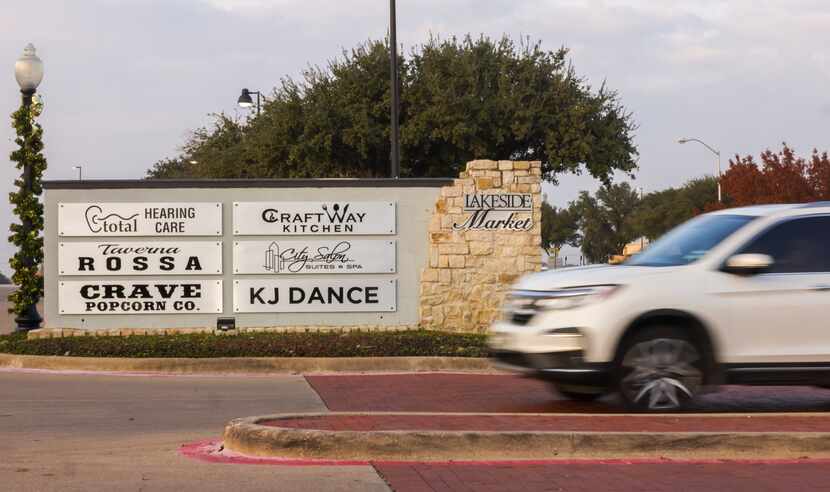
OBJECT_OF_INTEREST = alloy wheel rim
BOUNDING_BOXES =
[620,338,702,410]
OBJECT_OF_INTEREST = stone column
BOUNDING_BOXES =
[419,160,542,333]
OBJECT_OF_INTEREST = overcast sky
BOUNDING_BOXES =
[1,0,829,271]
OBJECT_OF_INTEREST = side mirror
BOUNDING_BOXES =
[723,253,774,275]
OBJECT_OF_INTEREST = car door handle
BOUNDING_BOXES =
[810,284,830,291]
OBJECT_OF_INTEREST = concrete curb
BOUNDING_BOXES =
[0,353,499,374]
[223,412,830,461]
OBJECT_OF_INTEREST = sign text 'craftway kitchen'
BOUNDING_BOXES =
[233,201,395,235]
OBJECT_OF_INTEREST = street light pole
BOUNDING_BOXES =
[13,43,45,331]
[237,88,261,116]
[638,186,644,251]
[73,165,83,180]
[389,0,401,178]
[678,137,722,203]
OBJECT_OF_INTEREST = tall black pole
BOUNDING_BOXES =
[15,89,42,331]
[389,0,400,178]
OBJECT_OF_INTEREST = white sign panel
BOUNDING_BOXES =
[59,203,222,237]
[59,241,223,276]
[234,278,396,313]
[59,280,223,315]
[234,239,395,275]
[233,201,395,235]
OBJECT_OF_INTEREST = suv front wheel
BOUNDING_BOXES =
[552,384,604,402]
[616,326,705,411]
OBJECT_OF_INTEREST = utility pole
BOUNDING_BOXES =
[638,186,644,251]
[389,0,401,178]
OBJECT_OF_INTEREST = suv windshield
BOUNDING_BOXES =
[627,214,757,267]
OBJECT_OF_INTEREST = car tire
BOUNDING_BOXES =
[615,325,705,412]
[554,386,603,402]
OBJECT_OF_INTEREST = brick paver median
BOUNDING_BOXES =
[263,413,830,433]
[306,374,830,413]
[374,462,830,492]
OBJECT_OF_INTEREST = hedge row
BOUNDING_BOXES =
[0,330,489,358]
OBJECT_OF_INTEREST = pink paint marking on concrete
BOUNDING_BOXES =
[179,439,369,466]
[178,439,830,467]
[0,366,494,379]
[0,367,280,379]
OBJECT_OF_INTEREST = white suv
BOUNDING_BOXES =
[490,203,830,411]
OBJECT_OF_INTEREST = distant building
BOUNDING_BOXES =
[609,237,650,264]
[541,248,581,269]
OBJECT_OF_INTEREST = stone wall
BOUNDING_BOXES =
[33,165,540,338]
[419,160,543,333]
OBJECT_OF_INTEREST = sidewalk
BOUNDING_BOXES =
[306,373,830,413]
[220,374,830,462]
[375,461,830,492]
[265,413,830,433]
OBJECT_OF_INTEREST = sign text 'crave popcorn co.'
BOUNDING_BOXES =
[59,280,223,315]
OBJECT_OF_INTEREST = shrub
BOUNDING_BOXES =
[0,330,488,358]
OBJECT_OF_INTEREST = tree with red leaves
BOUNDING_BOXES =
[712,144,830,209]
[808,150,830,200]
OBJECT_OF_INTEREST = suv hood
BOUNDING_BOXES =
[515,264,675,291]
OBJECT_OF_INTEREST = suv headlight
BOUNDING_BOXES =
[514,285,622,312]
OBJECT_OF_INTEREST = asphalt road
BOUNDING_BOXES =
[5,369,830,492]
[0,370,389,492]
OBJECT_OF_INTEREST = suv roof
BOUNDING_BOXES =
[708,202,830,218]
[708,204,800,217]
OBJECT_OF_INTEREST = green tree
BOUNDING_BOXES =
[148,35,637,182]
[630,177,717,240]
[540,200,579,266]
[570,183,640,263]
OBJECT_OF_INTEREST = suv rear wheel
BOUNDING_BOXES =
[616,326,704,411]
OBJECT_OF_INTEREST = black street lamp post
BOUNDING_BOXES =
[13,44,45,331]
[237,88,262,116]
[389,0,400,178]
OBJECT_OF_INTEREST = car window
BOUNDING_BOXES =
[737,215,830,273]
[627,214,756,267]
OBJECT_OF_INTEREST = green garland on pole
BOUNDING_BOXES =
[8,96,46,317]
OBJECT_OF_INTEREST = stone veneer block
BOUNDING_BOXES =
[419,160,542,333]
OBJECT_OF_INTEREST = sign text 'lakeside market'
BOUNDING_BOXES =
[453,193,533,231]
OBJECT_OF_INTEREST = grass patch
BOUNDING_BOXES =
[0,330,488,358]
